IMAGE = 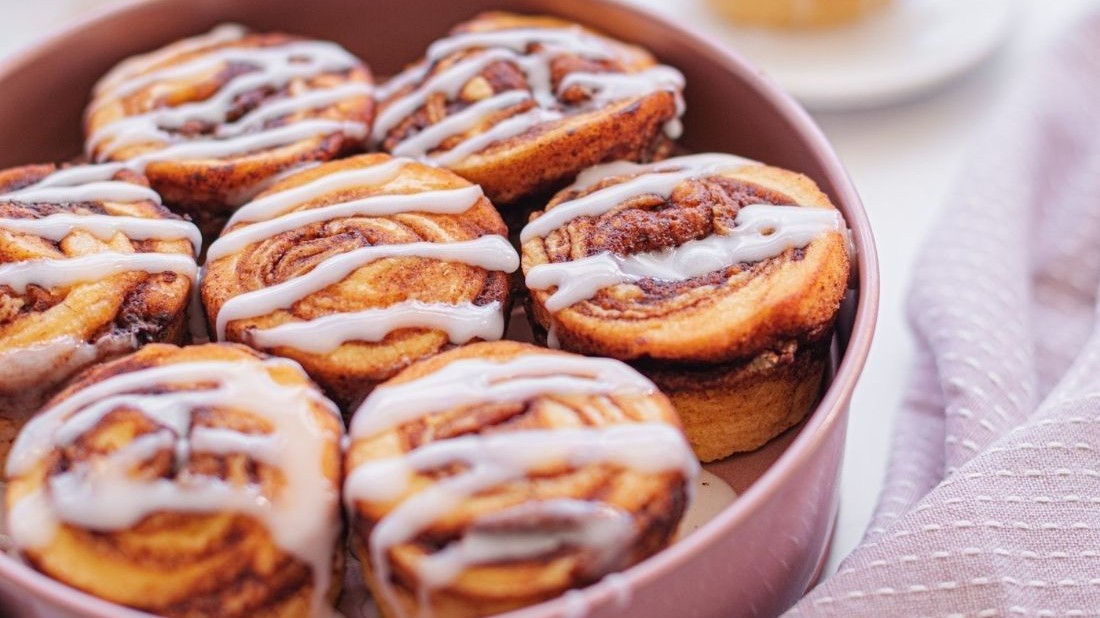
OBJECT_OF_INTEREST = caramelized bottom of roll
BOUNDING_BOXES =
[639,338,829,462]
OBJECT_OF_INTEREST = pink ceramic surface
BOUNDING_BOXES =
[0,1,878,616]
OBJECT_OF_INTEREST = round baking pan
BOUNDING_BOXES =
[0,1,878,616]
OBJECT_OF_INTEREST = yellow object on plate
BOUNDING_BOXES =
[708,0,892,29]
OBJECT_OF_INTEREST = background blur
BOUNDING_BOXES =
[0,0,1094,576]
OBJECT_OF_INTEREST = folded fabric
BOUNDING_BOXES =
[790,11,1100,617]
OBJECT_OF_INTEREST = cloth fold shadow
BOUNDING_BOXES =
[790,10,1100,617]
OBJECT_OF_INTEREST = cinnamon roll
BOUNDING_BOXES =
[373,12,684,205]
[3,343,344,618]
[344,340,698,618]
[521,154,850,461]
[201,153,518,410]
[0,163,198,463]
[84,24,374,237]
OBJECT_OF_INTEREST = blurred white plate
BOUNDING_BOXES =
[730,0,1022,110]
[627,0,1022,111]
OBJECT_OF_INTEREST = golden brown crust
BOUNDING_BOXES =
[345,341,691,618]
[521,161,848,459]
[84,30,375,237]
[452,94,677,205]
[376,12,680,205]
[3,343,344,618]
[201,154,514,411]
[523,163,849,364]
[638,338,829,461]
[0,164,195,461]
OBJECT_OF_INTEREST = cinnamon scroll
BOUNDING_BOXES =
[344,341,698,618]
[373,12,684,205]
[521,154,850,461]
[0,163,198,462]
[201,153,518,410]
[84,24,375,236]
[3,343,345,618]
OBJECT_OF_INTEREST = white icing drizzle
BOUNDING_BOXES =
[674,469,737,541]
[0,214,200,253]
[214,236,518,340]
[348,352,657,439]
[248,300,504,354]
[389,90,530,161]
[567,153,759,194]
[92,24,247,97]
[425,27,620,64]
[124,119,367,171]
[375,25,684,165]
[559,66,685,139]
[210,154,518,356]
[0,162,161,205]
[563,590,588,618]
[209,186,482,260]
[5,358,342,616]
[0,252,197,294]
[415,498,635,591]
[216,82,372,138]
[345,352,698,618]
[527,203,844,311]
[546,325,561,349]
[352,425,693,616]
[372,48,520,143]
[520,153,757,242]
[11,163,127,187]
[225,156,412,227]
[88,27,369,174]
[374,64,430,101]
[0,334,134,408]
[0,182,161,206]
[0,163,200,252]
[603,573,632,610]
[429,107,562,167]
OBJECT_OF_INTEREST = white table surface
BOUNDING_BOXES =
[0,0,1094,589]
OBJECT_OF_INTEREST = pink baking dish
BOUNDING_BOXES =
[0,0,879,616]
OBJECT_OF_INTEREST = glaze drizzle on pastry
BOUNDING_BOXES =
[0,163,200,251]
[344,349,699,617]
[0,164,200,292]
[6,353,343,616]
[522,153,845,311]
[207,156,519,350]
[86,24,371,169]
[374,24,686,164]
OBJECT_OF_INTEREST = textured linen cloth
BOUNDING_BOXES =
[789,12,1100,618]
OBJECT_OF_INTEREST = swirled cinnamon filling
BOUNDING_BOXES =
[537,176,802,310]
